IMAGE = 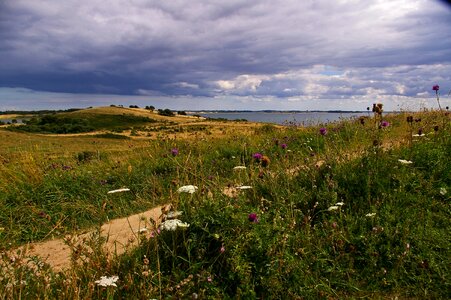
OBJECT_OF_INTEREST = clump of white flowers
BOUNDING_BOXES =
[365,213,376,218]
[95,275,119,287]
[177,185,198,194]
[159,219,190,231]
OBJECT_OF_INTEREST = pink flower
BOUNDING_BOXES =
[432,84,439,91]
[381,121,390,128]
[252,153,263,160]
[281,143,287,149]
[171,148,179,156]
[319,127,327,136]
[220,244,225,253]
[248,213,259,223]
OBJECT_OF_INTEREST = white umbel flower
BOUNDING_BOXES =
[328,206,339,211]
[159,219,190,231]
[107,188,130,194]
[398,159,413,164]
[177,185,198,194]
[365,213,376,217]
[233,166,247,170]
[236,185,252,190]
[95,275,119,287]
[165,211,183,219]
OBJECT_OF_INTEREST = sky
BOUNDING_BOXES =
[1,0,451,111]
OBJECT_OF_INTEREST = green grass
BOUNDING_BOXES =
[0,110,449,299]
[7,112,156,134]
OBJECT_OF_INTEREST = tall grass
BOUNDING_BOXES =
[0,111,449,298]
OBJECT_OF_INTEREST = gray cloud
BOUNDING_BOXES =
[0,0,450,110]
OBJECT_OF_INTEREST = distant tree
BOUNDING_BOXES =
[177,111,187,115]
[129,105,139,108]
[110,104,116,107]
[145,105,155,110]
[11,119,17,124]
[158,109,174,117]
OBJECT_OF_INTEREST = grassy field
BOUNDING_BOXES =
[0,107,449,299]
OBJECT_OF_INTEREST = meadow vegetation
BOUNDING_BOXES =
[0,107,449,299]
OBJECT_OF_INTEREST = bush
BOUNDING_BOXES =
[158,109,175,117]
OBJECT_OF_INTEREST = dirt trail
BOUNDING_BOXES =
[19,204,170,271]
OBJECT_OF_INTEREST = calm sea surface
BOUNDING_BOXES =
[195,112,368,125]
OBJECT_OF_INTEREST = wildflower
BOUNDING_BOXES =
[171,148,179,156]
[107,188,130,194]
[365,212,376,217]
[439,187,447,195]
[137,228,148,234]
[233,166,247,170]
[95,275,119,287]
[319,127,327,135]
[248,213,258,223]
[335,202,344,206]
[165,211,183,219]
[380,121,390,128]
[177,185,198,194]
[281,143,287,149]
[432,84,439,91]
[406,116,413,123]
[328,206,339,211]
[220,244,225,253]
[252,153,263,160]
[237,185,252,190]
[159,219,190,231]
[398,159,413,164]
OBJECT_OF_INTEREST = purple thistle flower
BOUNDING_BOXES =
[281,143,287,149]
[432,84,439,91]
[252,153,263,160]
[381,121,390,128]
[171,148,179,156]
[248,213,258,223]
[319,127,327,136]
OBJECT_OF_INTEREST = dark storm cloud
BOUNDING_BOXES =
[0,0,450,110]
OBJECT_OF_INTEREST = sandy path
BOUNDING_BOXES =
[19,204,170,271]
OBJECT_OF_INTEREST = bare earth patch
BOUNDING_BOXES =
[18,204,170,271]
